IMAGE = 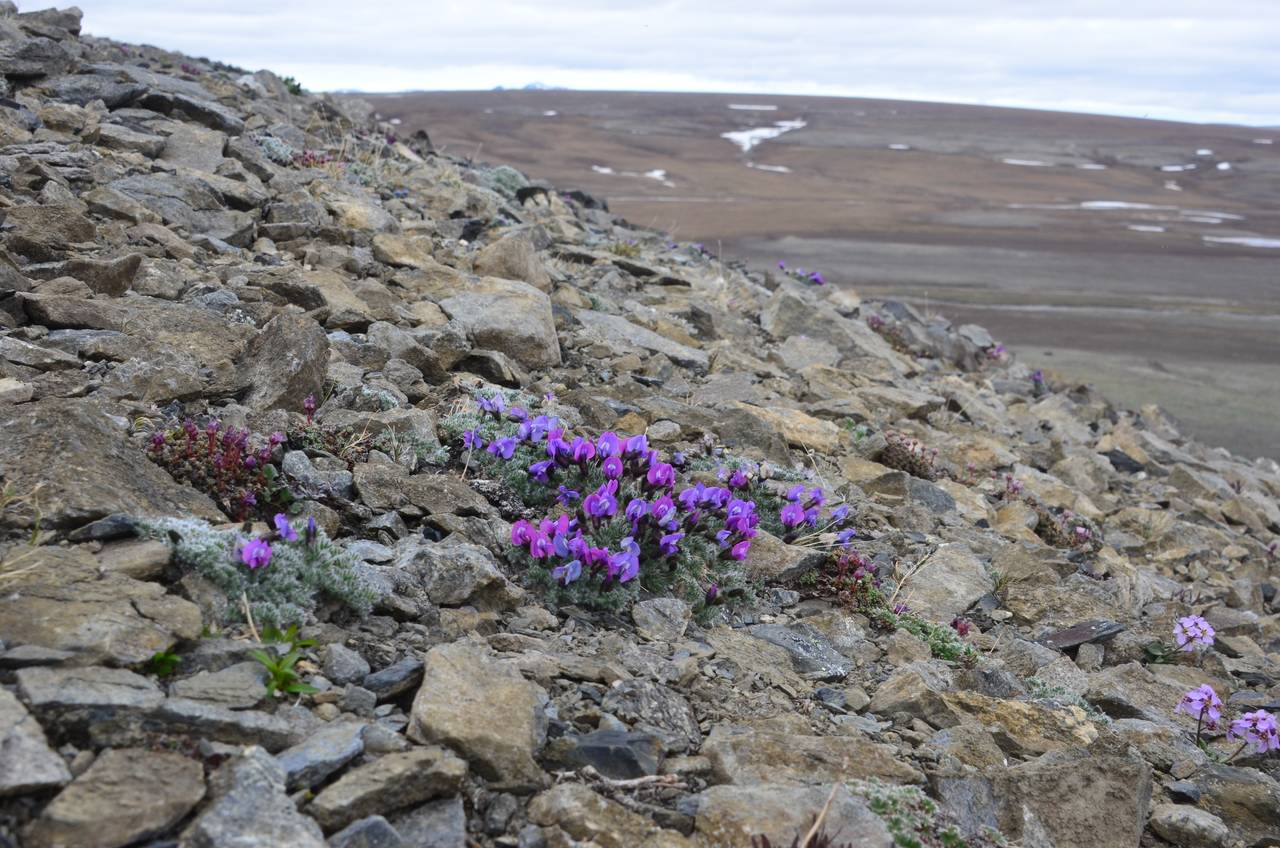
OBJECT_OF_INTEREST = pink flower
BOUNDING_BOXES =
[1176,684,1223,729]
[240,538,272,570]
[1173,615,1215,652]
[1228,710,1279,754]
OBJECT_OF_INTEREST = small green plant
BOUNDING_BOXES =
[250,647,317,698]
[143,650,182,678]
[607,240,642,258]
[281,75,304,95]
[260,623,317,649]
[1025,678,1111,724]
[0,481,45,582]
[1144,641,1177,664]
[855,780,1007,848]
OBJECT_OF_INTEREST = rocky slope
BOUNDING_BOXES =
[1,7,1278,848]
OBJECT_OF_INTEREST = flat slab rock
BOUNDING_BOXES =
[0,687,70,797]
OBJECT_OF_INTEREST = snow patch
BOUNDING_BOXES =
[591,165,615,174]
[888,143,912,151]
[1253,138,1273,145]
[1196,148,1213,156]
[1164,180,1182,191]
[1185,216,1222,224]
[1077,163,1107,170]
[728,103,777,111]
[721,119,807,153]
[1127,225,1166,233]
[389,118,402,125]
[644,169,674,186]
[1204,236,1280,248]
[1002,158,1049,167]
[1160,164,1196,172]
[1217,162,1232,171]
[746,162,791,173]
[543,110,558,117]
[1080,201,1168,210]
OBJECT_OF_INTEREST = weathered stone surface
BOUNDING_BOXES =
[473,229,551,290]
[1149,803,1231,848]
[182,746,326,848]
[238,312,328,412]
[323,643,372,686]
[16,665,165,736]
[898,543,993,624]
[437,276,560,368]
[746,622,853,681]
[0,398,225,529]
[702,724,924,785]
[527,783,694,848]
[26,748,206,848]
[0,687,70,797]
[631,597,692,643]
[576,309,707,370]
[329,815,405,848]
[276,719,367,790]
[391,538,520,609]
[407,639,549,791]
[308,746,467,831]
[691,783,893,847]
[601,679,701,753]
[169,661,268,709]
[389,796,466,848]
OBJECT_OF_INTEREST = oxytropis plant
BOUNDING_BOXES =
[444,390,854,609]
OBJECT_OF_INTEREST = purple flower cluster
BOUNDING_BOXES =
[239,513,315,571]
[776,261,826,285]
[1173,614,1215,652]
[1229,710,1279,754]
[1176,684,1223,729]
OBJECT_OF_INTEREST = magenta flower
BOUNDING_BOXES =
[728,539,751,560]
[728,468,749,489]
[240,538,272,570]
[1173,615,1215,652]
[511,519,535,546]
[303,394,317,423]
[659,532,684,557]
[487,437,517,460]
[570,436,596,466]
[602,456,624,479]
[1176,684,1223,729]
[597,431,621,458]
[1228,710,1279,754]
[527,459,555,483]
[462,429,485,450]
[780,502,806,529]
[273,513,298,542]
[623,434,649,457]
[646,462,675,490]
[705,583,720,604]
[583,487,618,521]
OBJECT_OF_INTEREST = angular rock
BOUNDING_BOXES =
[601,679,701,753]
[691,783,893,847]
[323,644,372,686]
[473,230,551,291]
[391,538,519,609]
[308,746,467,831]
[238,312,328,413]
[0,687,70,797]
[1149,803,1231,848]
[407,639,548,791]
[275,719,367,790]
[389,796,467,848]
[437,276,560,369]
[576,309,707,371]
[897,543,993,624]
[182,746,326,848]
[702,724,924,786]
[25,748,206,848]
[329,815,405,848]
[746,622,853,681]
[169,661,268,709]
[631,597,692,643]
[527,783,694,848]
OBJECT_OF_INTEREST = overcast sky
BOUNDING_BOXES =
[74,1,1279,126]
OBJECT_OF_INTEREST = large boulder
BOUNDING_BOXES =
[237,312,328,413]
[436,276,560,369]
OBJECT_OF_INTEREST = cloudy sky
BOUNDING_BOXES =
[76,1,1279,126]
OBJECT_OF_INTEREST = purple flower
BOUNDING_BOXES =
[570,436,597,466]
[602,456,624,479]
[652,495,678,529]
[478,394,506,417]
[1228,710,1279,754]
[785,484,806,502]
[527,459,555,483]
[529,532,555,559]
[462,429,485,450]
[836,528,857,546]
[623,434,649,457]
[729,539,751,560]
[1173,615,1215,651]
[608,537,641,583]
[625,498,650,526]
[1031,369,1045,384]
[705,583,720,604]
[304,516,317,546]
[240,538,272,570]
[780,502,806,529]
[809,271,826,285]
[511,519,535,546]
[659,532,684,557]
[1176,684,1223,729]
[552,559,582,586]
[646,462,675,490]
[583,488,618,521]
[597,431,621,458]
[777,260,786,270]
[557,485,580,506]
[303,395,317,415]
[806,487,826,508]
[1074,526,1092,544]
[487,437,517,460]
[508,405,528,422]
[831,504,850,525]
[728,468,750,489]
[671,450,686,467]
[269,431,285,447]
[273,513,298,542]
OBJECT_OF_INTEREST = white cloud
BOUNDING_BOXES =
[70,0,1280,125]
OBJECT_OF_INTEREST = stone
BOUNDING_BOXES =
[0,398,225,530]
[741,530,826,583]
[238,312,328,413]
[863,470,956,514]
[57,254,144,297]
[182,746,326,848]
[363,656,424,701]
[16,665,164,735]
[276,719,367,790]
[25,748,206,848]
[576,309,707,371]
[527,783,694,848]
[3,203,96,261]
[391,538,520,609]
[1184,764,1280,847]
[389,796,467,848]
[136,698,299,752]
[308,746,467,831]
[690,783,893,847]
[1149,803,1231,848]
[0,687,70,797]
[169,661,268,709]
[631,597,692,642]
[329,816,405,848]
[324,644,373,686]
[746,623,853,681]
[731,403,841,453]
[560,729,663,779]
[436,276,560,369]
[702,724,924,785]
[473,230,551,290]
[897,543,993,624]
[993,747,1152,848]
[407,639,549,792]
[601,679,701,753]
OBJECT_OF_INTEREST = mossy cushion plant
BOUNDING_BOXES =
[138,513,378,628]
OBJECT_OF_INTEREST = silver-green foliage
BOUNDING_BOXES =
[138,517,379,627]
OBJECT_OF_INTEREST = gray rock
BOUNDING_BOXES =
[324,644,373,686]
[600,679,701,753]
[276,719,368,790]
[16,666,165,738]
[702,724,924,786]
[561,729,662,779]
[407,639,548,792]
[1149,803,1231,848]
[363,657,424,702]
[691,783,893,847]
[308,747,467,831]
[169,661,268,709]
[239,312,329,413]
[897,542,993,624]
[0,687,70,797]
[746,623,853,681]
[329,815,404,848]
[182,746,326,848]
[436,276,560,369]
[575,309,708,371]
[392,538,520,609]
[138,698,300,752]
[630,597,692,643]
[473,229,551,291]
[25,748,206,848]
[390,796,467,848]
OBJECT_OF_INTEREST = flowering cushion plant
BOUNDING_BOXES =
[147,419,292,521]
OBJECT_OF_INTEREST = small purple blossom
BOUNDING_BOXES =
[597,431,621,458]
[705,583,720,604]
[487,437,517,460]
[462,429,485,450]
[273,513,298,542]
[240,538,272,570]
[780,502,806,529]
[552,559,582,586]
[527,459,555,483]
[602,456,624,479]
[1174,615,1216,652]
[304,516,317,546]
[659,531,685,557]
[646,462,675,490]
[1228,710,1279,754]
[1176,684,1223,729]
[557,485,581,506]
